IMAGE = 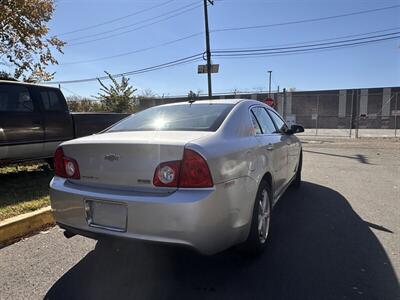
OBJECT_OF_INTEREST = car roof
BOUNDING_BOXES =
[0,80,60,90]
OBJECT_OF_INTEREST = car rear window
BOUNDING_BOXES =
[107,103,234,132]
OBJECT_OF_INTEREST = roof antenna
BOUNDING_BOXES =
[187,90,197,104]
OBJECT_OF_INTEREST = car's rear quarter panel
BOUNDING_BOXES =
[186,102,269,238]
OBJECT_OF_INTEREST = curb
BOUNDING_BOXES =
[0,206,54,248]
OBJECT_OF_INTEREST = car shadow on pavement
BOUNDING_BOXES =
[303,149,372,164]
[44,182,399,300]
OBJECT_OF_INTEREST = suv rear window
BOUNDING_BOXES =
[107,103,234,132]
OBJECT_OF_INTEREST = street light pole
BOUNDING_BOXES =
[203,0,213,98]
[268,70,272,97]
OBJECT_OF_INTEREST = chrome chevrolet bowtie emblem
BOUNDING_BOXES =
[104,153,120,162]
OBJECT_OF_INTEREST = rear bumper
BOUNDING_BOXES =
[50,177,255,255]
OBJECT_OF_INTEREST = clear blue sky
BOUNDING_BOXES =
[45,0,400,98]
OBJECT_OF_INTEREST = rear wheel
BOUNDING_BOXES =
[242,180,272,255]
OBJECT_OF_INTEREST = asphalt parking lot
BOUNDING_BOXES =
[0,138,399,300]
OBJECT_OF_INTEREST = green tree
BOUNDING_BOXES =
[96,72,137,113]
[0,0,65,81]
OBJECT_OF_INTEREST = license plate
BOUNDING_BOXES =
[85,200,127,232]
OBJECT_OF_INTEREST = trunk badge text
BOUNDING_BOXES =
[104,153,120,162]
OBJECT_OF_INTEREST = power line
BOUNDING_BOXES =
[60,27,399,65]
[63,4,398,47]
[214,42,393,61]
[213,26,400,51]
[214,36,400,58]
[67,1,201,43]
[213,31,400,54]
[67,3,203,46]
[212,35,400,58]
[65,4,399,48]
[60,86,81,97]
[212,5,400,33]
[47,5,400,85]
[50,31,399,84]
[58,0,176,36]
[60,27,397,65]
[123,56,202,76]
[47,53,203,84]
[61,32,203,65]
[50,32,399,84]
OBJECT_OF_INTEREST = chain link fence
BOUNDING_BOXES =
[355,91,399,138]
[136,88,400,138]
[281,92,352,137]
[277,89,399,138]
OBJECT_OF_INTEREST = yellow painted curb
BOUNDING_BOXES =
[0,206,54,247]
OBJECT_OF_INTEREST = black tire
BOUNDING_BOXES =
[242,180,272,255]
[291,151,302,189]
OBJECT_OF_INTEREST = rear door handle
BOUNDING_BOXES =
[32,120,42,125]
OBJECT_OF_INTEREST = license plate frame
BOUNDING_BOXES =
[84,199,127,232]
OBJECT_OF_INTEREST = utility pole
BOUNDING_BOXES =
[267,70,272,97]
[203,0,213,98]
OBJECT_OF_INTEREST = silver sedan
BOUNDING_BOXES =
[50,99,304,255]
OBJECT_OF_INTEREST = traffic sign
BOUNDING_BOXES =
[263,97,275,107]
[198,64,219,74]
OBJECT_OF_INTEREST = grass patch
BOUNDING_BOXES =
[0,163,53,221]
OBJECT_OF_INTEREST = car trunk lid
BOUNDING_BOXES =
[61,131,211,192]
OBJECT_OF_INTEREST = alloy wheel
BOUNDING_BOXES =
[258,189,271,243]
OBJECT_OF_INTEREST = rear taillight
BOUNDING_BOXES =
[152,149,213,188]
[54,147,66,177]
[179,149,213,188]
[54,147,80,179]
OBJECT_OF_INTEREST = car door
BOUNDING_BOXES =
[267,109,300,183]
[0,83,44,161]
[32,86,74,158]
[250,106,288,201]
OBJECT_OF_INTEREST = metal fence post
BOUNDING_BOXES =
[355,90,359,139]
[283,88,287,119]
[395,92,398,138]
[349,90,354,138]
[315,95,319,136]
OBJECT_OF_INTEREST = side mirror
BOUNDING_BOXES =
[289,124,304,134]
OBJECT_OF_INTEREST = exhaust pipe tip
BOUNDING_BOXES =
[63,230,76,239]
